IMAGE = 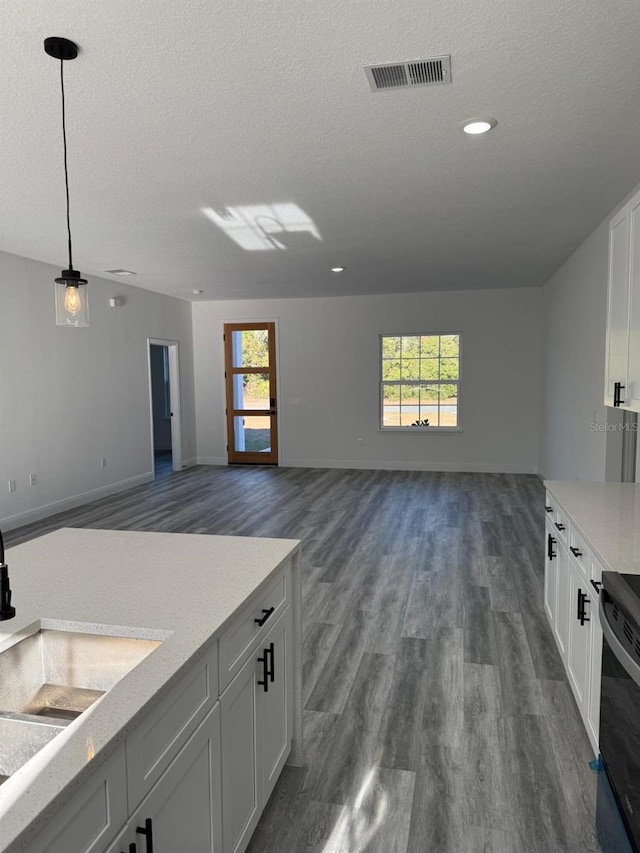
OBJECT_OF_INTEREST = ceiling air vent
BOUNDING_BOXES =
[364,56,451,92]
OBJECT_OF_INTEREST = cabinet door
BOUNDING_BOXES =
[554,539,570,661]
[130,703,223,853]
[257,606,293,804]
[544,522,557,627]
[220,656,260,853]
[566,557,591,712]
[626,190,640,411]
[605,206,630,407]
[586,557,604,755]
[25,748,128,853]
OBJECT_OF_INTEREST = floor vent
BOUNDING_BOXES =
[365,56,451,92]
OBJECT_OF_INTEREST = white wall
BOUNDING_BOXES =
[192,288,542,474]
[540,180,640,482]
[0,251,196,530]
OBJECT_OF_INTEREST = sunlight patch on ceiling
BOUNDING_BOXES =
[202,203,322,251]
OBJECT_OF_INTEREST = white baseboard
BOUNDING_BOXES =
[280,457,538,474]
[0,472,154,531]
[181,456,198,468]
[196,456,228,466]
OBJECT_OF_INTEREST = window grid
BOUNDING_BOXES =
[380,334,460,429]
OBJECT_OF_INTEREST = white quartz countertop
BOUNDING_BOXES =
[544,481,640,575]
[0,527,299,851]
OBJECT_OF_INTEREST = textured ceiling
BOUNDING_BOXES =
[2,0,640,301]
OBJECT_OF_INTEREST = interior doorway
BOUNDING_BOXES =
[223,322,278,465]
[148,339,183,476]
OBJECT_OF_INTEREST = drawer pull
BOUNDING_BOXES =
[254,606,275,627]
[554,522,565,531]
[570,546,583,558]
[136,818,154,853]
[544,505,553,513]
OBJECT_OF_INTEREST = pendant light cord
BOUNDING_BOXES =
[59,57,74,271]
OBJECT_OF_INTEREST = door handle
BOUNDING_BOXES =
[614,381,626,407]
[268,641,275,683]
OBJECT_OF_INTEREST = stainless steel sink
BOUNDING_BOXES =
[0,628,162,784]
[0,716,67,785]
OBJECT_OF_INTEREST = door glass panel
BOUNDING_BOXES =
[231,329,270,368]
[233,415,272,453]
[233,374,270,410]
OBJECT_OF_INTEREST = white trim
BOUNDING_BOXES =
[0,473,153,531]
[280,457,537,474]
[181,456,198,468]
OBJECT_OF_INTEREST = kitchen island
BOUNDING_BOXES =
[0,528,302,853]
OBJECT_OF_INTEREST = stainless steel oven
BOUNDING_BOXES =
[598,570,640,853]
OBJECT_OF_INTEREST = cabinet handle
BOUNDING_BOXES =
[136,818,154,853]
[544,505,553,513]
[268,641,275,683]
[554,522,565,531]
[547,533,556,560]
[614,381,626,407]
[254,606,275,626]
[590,579,602,596]
[577,588,591,626]
[257,648,270,692]
[569,546,583,558]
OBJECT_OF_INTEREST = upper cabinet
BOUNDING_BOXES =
[605,187,640,411]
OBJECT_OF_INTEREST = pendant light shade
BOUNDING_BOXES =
[45,36,89,327]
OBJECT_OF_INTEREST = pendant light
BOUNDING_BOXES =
[45,36,89,327]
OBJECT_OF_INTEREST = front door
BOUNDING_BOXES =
[224,322,278,465]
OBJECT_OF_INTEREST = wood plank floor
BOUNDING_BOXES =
[5,467,603,852]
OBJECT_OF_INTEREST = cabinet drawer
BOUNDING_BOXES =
[25,747,127,853]
[543,493,556,523]
[569,527,590,578]
[126,641,219,811]
[219,563,291,692]
[549,500,568,543]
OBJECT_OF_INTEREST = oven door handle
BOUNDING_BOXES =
[599,595,640,688]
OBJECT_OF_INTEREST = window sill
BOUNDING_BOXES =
[378,427,464,434]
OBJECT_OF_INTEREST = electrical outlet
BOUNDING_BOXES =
[357,437,364,445]
[29,474,37,486]
[100,457,107,469]
[8,479,16,493]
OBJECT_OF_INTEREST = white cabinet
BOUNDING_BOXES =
[543,493,604,756]
[25,748,128,853]
[566,556,591,709]
[605,187,640,411]
[220,606,293,853]
[544,521,557,627]
[118,704,223,853]
[554,537,570,660]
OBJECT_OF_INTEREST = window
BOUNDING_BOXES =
[380,334,460,429]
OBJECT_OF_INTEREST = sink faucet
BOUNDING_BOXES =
[0,528,16,621]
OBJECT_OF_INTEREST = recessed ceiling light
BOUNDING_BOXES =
[462,117,497,135]
[192,289,204,294]
[105,268,136,276]
[331,266,345,273]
